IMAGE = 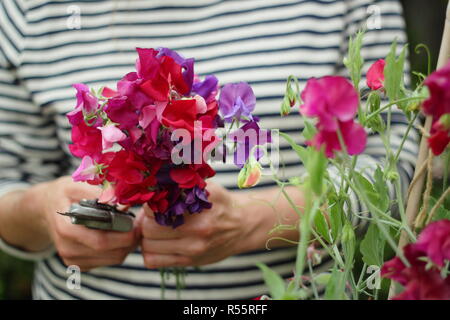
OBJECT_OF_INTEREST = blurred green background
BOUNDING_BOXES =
[0,0,448,300]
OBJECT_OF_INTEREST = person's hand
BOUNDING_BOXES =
[139,181,268,268]
[24,176,140,271]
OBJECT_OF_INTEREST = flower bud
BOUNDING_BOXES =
[307,243,322,265]
[366,114,385,133]
[280,96,292,116]
[237,156,262,188]
[437,113,450,131]
[386,171,399,182]
[368,91,381,113]
[342,222,355,245]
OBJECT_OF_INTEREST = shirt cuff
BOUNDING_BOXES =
[0,237,55,261]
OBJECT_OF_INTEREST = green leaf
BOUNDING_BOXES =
[354,172,379,207]
[384,40,408,106]
[314,209,331,243]
[360,223,386,266]
[373,166,390,212]
[429,196,450,221]
[329,201,344,242]
[344,30,365,90]
[324,266,347,300]
[302,119,316,141]
[256,263,286,300]
[313,272,332,286]
[342,221,356,269]
[279,131,308,164]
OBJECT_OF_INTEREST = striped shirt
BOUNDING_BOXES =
[0,0,418,300]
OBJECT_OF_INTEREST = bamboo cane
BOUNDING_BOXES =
[388,1,450,298]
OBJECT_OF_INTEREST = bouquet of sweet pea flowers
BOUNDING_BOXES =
[67,47,269,228]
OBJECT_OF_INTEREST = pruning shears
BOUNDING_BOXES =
[58,199,135,232]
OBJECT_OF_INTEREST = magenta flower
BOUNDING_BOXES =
[72,155,98,182]
[98,124,127,150]
[366,59,385,90]
[219,82,256,123]
[382,220,450,300]
[307,120,367,158]
[422,61,450,155]
[117,72,152,109]
[415,219,450,267]
[300,76,359,131]
[69,120,103,161]
[422,61,450,121]
[67,83,100,125]
[299,76,366,157]
[104,97,140,130]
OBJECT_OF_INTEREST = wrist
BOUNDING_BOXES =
[231,187,302,254]
[231,191,277,254]
[13,183,53,251]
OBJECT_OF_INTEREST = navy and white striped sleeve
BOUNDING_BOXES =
[331,0,419,225]
[0,0,60,259]
[0,0,67,199]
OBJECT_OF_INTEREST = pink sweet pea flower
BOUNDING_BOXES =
[382,220,450,300]
[415,219,450,267]
[307,120,367,158]
[67,83,100,125]
[72,155,97,182]
[366,59,386,90]
[98,124,127,150]
[300,76,359,131]
[422,61,450,155]
[300,76,366,157]
[139,105,157,129]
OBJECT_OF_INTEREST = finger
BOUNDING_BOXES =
[65,182,102,202]
[57,240,133,261]
[142,252,190,269]
[142,238,187,255]
[57,216,138,251]
[141,215,181,240]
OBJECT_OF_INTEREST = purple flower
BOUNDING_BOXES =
[193,75,219,100]
[230,120,271,168]
[157,47,195,94]
[219,82,256,123]
[154,201,187,228]
[185,187,212,213]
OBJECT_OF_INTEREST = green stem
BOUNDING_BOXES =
[393,112,420,163]
[395,176,416,242]
[364,96,426,123]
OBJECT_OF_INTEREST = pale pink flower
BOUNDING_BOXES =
[72,155,97,182]
[98,124,127,150]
